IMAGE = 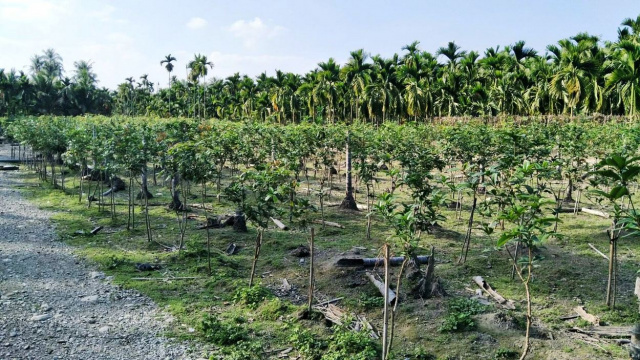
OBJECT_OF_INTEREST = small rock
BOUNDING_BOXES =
[40,303,51,312]
[29,314,52,321]
[98,326,109,334]
[87,318,96,324]
[89,271,105,280]
[9,331,16,337]
[80,295,99,303]
[23,344,30,350]
[290,245,310,257]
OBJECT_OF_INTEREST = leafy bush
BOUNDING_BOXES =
[412,346,436,359]
[259,298,294,321]
[494,347,519,359]
[438,298,486,332]
[219,340,264,360]
[323,322,381,360]
[357,293,384,310]
[288,321,381,360]
[288,325,325,360]
[233,285,272,309]
[200,314,247,345]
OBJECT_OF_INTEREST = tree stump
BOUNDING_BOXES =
[233,210,248,232]
[339,192,358,210]
[136,188,154,200]
[410,247,446,299]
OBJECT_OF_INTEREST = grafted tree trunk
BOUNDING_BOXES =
[564,178,574,202]
[170,170,183,210]
[137,164,153,200]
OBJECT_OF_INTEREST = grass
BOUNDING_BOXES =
[11,164,640,360]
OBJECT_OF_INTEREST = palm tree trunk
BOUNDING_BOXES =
[168,72,172,116]
[339,131,358,210]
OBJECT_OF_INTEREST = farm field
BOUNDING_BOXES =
[1,116,639,359]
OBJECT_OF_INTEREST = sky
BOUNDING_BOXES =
[2,0,640,90]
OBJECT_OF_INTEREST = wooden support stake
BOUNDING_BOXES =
[308,228,315,313]
[635,278,640,313]
[382,245,390,360]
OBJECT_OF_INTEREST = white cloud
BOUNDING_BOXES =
[186,17,207,29]
[0,0,67,22]
[227,17,285,49]
[87,4,120,23]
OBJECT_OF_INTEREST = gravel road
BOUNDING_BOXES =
[0,148,200,359]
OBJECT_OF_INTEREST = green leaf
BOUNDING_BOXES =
[609,185,629,200]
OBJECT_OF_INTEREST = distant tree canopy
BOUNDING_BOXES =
[4,15,640,121]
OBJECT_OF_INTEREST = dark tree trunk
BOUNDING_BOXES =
[137,164,154,200]
[564,178,574,202]
[170,170,183,210]
[233,210,248,232]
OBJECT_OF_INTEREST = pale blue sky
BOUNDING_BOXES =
[1,0,640,89]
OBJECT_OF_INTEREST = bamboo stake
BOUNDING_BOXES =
[308,228,315,313]
[382,244,390,360]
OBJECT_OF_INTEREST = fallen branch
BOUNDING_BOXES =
[568,326,632,337]
[366,272,396,305]
[574,306,600,325]
[559,314,580,321]
[270,217,289,230]
[556,207,581,214]
[337,255,429,268]
[588,243,609,261]
[90,226,103,235]
[313,297,343,307]
[472,276,515,310]
[313,303,379,339]
[312,220,345,228]
[0,165,19,171]
[130,277,200,281]
[581,208,610,218]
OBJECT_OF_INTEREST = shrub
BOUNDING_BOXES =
[357,293,384,310]
[323,321,381,360]
[259,298,294,321]
[288,325,325,360]
[200,314,247,345]
[494,347,519,359]
[220,340,264,360]
[233,285,272,309]
[438,298,486,332]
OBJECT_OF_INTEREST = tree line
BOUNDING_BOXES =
[3,15,640,121]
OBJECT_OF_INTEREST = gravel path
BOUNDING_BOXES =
[0,148,199,359]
